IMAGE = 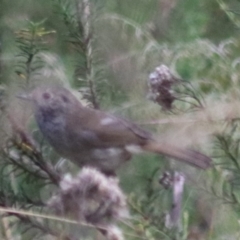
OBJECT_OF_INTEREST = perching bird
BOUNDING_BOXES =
[19,85,211,175]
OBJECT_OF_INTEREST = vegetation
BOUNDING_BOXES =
[1,0,240,239]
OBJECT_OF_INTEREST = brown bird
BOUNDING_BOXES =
[19,85,211,175]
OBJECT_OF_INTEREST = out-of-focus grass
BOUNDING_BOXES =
[1,0,240,239]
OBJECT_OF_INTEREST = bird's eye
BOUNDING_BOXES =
[43,92,51,100]
[61,95,69,103]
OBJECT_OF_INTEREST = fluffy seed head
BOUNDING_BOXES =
[48,167,128,225]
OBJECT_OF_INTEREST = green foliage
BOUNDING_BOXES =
[1,0,240,239]
[15,19,55,87]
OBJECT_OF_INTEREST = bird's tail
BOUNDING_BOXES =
[143,141,212,169]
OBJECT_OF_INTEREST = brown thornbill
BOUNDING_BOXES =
[18,85,212,175]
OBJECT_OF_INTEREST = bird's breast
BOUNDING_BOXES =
[35,109,70,150]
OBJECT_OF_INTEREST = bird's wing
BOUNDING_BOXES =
[73,108,152,147]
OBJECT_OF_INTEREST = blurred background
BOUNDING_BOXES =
[1,0,240,239]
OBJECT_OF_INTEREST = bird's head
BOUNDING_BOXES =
[18,86,81,118]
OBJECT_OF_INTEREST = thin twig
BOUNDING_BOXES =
[165,172,185,229]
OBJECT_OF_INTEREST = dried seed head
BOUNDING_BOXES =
[148,64,178,110]
[105,225,124,240]
[48,167,128,225]
[159,171,173,189]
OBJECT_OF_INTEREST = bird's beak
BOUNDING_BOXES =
[16,93,32,101]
